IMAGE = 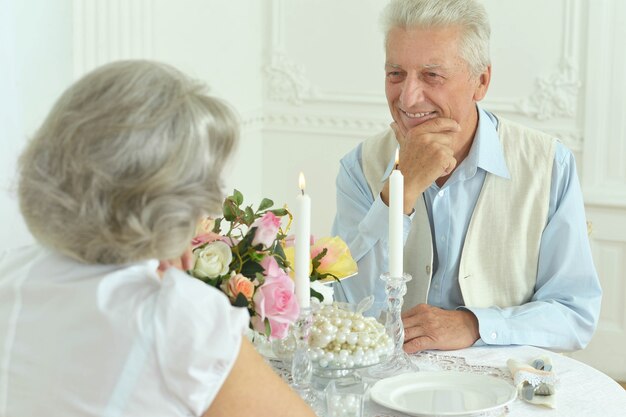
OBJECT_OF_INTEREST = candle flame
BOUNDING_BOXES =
[394,148,399,166]
[298,172,306,191]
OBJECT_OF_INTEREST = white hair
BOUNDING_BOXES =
[381,0,491,76]
[18,60,239,264]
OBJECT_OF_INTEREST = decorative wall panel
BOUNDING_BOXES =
[73,0,153,77]
[582,0,626,207]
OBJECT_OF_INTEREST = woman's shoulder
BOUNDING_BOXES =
[154,267,250,347]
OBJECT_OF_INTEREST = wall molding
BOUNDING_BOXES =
[515,0,582,120]
[581,0,626,205]
[264,0,387,106]
[516,59,581,120]
[243,109,584,150]
[240,109,265,132]
[73,0,153,78]
[242,111,389,137]
[264,51,311,105]
[263,113,389,136]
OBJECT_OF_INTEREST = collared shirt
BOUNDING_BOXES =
[332,106,601,351]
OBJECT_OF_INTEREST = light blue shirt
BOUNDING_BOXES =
[332,107,601,351]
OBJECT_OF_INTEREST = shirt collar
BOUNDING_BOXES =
[379,105,510,184]
[471,106,510,179]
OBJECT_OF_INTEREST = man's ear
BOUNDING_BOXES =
[473,65,491,101]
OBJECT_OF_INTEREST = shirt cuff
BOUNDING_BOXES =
[459,306,510,346]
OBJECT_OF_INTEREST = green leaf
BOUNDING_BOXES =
[243,206,255,225]
[240,227,256,249]
[264,318,271,336]
[233,189,244,205]
[249,252,264,263]
[241,259,264,278]
[311,247,327,271]
[310,287,324,302]
[272,244,288,269]
[255,272,265,285]
[258,198,274,212]
[212,217,222,233]
[317,272,338,282]
[223,199,237,221]
[269,208,288,217]
[233,292,249,308]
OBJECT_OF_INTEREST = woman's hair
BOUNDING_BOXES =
[381,0,491,76]
[18,60,238,264]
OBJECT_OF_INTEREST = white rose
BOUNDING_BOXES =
[193,241,232,278]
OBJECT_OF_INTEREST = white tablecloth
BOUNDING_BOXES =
[269,345,626,417]
[364,345,626,417]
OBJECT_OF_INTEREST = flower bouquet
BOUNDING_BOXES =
[188,190,357,340]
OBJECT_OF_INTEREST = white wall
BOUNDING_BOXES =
[0,0,74,250]
[2,0,625,378]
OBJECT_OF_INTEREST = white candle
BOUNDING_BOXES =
[295,172,311,309]
[389,149,403,277]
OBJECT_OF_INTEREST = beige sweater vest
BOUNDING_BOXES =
[361,117,556,309]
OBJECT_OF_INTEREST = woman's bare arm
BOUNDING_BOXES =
[203,338,317,417]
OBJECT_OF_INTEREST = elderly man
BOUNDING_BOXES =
[332,0,601,353]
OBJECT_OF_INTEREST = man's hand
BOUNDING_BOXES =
[158,246,194,274]
[381,118,460,214]
[401,304,480,353]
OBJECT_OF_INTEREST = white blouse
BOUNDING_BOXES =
[0,245,249,417]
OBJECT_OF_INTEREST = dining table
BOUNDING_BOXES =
[267,344,626,417]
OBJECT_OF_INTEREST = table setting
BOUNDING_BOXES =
[261,340,626,417]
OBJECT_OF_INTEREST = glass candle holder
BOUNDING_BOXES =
[367,272,419,378]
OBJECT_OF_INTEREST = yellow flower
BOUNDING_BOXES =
[283,245,308,278]
[312,236,357,278]
[283,236,357,280]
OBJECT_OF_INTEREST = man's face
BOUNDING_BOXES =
[385,26,490,142]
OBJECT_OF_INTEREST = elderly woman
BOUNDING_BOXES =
[0,60,315,417]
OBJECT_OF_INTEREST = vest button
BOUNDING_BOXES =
[425,265,431,274]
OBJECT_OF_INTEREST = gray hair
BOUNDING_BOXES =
[381,0,491,76]
[18,60,239,264]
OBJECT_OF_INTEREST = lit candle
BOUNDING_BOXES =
[389,149,403,277]
[295,172,311,309]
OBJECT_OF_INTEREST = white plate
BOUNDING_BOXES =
[370,371,516,417]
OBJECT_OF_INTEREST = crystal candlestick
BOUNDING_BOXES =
[369,272,418,378]
[290,307,315,402]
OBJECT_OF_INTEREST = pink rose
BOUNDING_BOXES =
[252,271,300,339]
[251,212,281,248]
[227,273,255,301]
[260,255,283,280]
